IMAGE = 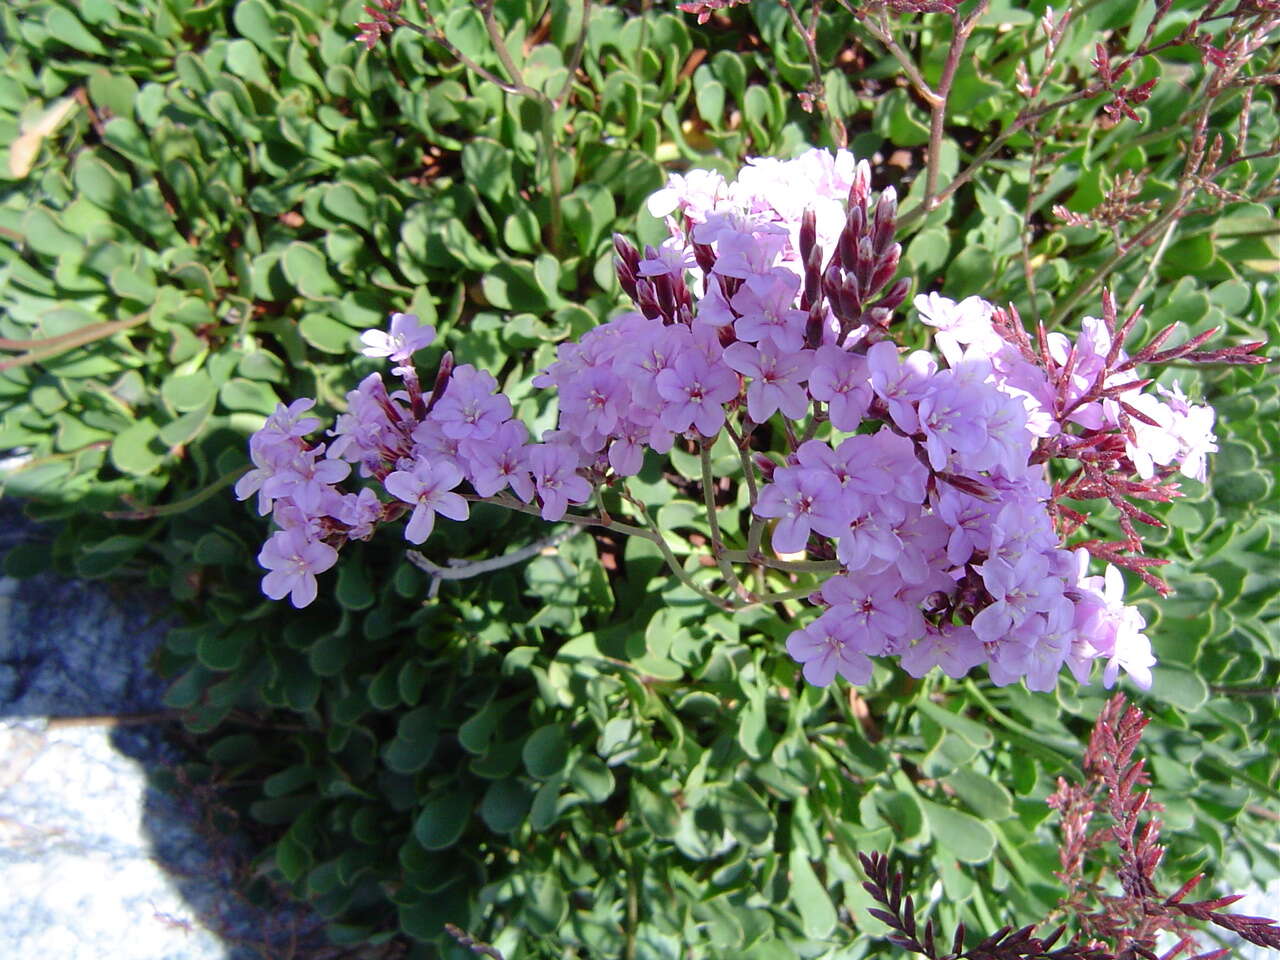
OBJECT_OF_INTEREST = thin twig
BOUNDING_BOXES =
[923,1,989,213]
[406,526,581,598]
[700,442,753,602]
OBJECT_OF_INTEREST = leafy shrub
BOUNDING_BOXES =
[1,1,1276,958]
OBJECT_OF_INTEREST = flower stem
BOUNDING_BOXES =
[701,442,753,602]
[620,485,735,612]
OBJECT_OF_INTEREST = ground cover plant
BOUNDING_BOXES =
[0,0,1277,958]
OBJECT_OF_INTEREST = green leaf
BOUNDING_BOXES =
[1160,232,1215,278]
[522,723,569,780]
[503,208,542,254]
[561,183,616,256]
[162,371,215,412]
[383,730,438,774]
[322,184,373,231]
[219,377,279,415]
[694,66,726,126]
[568,753,615,802]
[197,627,249,672]
[874,88,930,147]
[480,778,533,833]
[916,700,994,749]
[225,38,272,90]
[299,313,356,354]
[461,137,515,203]
[281,242,339,299]
[1148,665,1209,711]
[719,782,773,845]
[87,68,139,118]
[943,768,1013,821]
[920,798,996,863]
[521,874,568,936]
[413,792,471,850]
[788,848,837,939]
[528,774,565,831]
[336,561,374,610]
[872,789,925,841]
[233,0,286,66]
[634,779,679,839]
[109,418,164,475]
[46,6,108,55]
[276,833,313,883]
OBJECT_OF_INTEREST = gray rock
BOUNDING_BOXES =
[0,507,329,958]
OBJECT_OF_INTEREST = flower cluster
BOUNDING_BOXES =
[237,149,1231,695]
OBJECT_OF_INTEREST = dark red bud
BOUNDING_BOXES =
[423,350,454,417]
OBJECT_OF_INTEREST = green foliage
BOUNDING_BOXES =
[1,0,1277,958]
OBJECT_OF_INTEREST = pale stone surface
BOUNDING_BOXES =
[0,506,325,958]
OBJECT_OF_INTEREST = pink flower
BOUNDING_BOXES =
[786,611,873,686]
[656,349,739,437]
[384,459,469,544]
[360,312,436,363]
[526,443,593,521]
[722,341,811,424]
[258,528,339,608]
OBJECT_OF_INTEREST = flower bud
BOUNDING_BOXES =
[869,243,901,295]
[872,188,898,254]
[752,453,777,482]
[636,279,662,321]
[799,208,817,265]
[803,241,823,308]
[875,276,911,314]
[693,241,716,275]
[422,350,454,417]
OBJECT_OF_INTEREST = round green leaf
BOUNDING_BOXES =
[480,778,533,833]
[197,627,249,672]
[299,313,356,354]
[920,798,996,863]
[568,753,615,802]
[162,371,215,412]
[281,241,339,298]
[109,418,163,475]
[413,792,471,850]
[522,723,569,779]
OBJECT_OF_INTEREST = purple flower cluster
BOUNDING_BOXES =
[236,149,1213,694]
[235,313,600,606]
[916,294,1218,481]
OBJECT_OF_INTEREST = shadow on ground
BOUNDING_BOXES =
[0,501,330,958]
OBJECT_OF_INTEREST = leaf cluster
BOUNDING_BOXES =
[0,1,1276,958]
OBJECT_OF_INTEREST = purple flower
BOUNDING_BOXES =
[722,341,811,423]
[786,610,873,686]
[637,237,697,279]
[656,348,739,437]
[431,364,512,441]
[818,574,917,656]
[469,420,534,501]
[808,346,871,432]
[867,341,936,434]
[360,312,436,363]
[526,443,593,521]
[260,445,351,516]
[258,528,339,608]
[916,376,990,471]
[730,269,807,352]
[755,466,840,555]
[384,459,469,544]
[336,487,384,540]
[899,623,985,680]
[559,366,627,440]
